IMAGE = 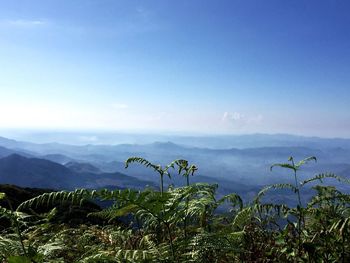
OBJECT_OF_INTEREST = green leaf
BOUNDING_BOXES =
[7,256,31,263]
[275,236,285,245]
[255,183,297,202]
[270,163,296,172]
[217,193,243,210]
[301,173,350,187]
[232,207,252,229]
[115,204,139,217]
[295,156,317,168]
[0,192,5,200]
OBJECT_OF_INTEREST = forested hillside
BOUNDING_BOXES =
[1,156,350,262]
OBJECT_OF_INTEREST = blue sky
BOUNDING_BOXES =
[0,0,349,137]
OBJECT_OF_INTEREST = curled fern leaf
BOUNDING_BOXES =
[255,183,297,203]
[16,189,93,211]
[217,193,243,210]
[270,163,296,172]
[301,173,350,187]
[295,156,317,168]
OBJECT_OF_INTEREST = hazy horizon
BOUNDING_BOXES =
[1,129,350,148]
[1,1,350,137]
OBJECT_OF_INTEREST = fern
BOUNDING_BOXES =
[2,155,350,262]
[232,207,252,230]
[0,235,23,258]
[186,232,241,262]
[125,157,175,194]
[255,183,297,203]
[301,173,350,186]
[217,193,243,211]
[173,159,198,186]
[17,189,95,212]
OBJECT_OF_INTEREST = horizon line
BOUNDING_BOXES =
[0,128,349,141]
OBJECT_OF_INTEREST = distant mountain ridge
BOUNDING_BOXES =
[2,133,350,149]
[65,161,101,174]
[0,154,74,189]
[41,154,75,164]
[0,135,349,194]
[0,146,17,158]
[2,133,350,152]
[0,154,156,190]
[0,145,33,159]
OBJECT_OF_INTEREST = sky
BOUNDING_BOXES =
[0,0,349,137]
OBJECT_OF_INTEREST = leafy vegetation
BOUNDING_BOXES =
[1,156,350,262]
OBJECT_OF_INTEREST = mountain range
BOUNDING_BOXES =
[0,153,155,190]
[0,134,349,202]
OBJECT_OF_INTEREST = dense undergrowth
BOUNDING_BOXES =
[1,156,350,262]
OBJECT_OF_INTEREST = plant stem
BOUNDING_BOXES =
[6,199,27,257]
[160,173,164,195]
[165,222,176,262]
[291,158,303,257]
[294,170,302,208]
[183,174,190,238]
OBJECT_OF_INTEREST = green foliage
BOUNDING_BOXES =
[1,155,350,262]
[125,157,175,194]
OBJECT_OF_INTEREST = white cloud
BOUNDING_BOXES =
[222,112,244,122]
[222,111,263,128]
[0,19,47,28]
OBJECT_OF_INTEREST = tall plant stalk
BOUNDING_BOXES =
[174,160,198,238]
[125,157,175,195]
[270,156,317,256]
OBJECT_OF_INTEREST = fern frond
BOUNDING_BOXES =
[0,235,23,258]
[125,157,177,182]
[125,157,164,173]
[270,163,296,172]
[17,189,93,211]
[295,156,317,168]
[254,203,290,217]
[233,207,252,229]
[186,232,240,262]
[301,173,350,187]
[37,240,65,257]
[330,217,350,236]
[115,248,155,262]
[172,159,198,177]
[255,183,297,202]
[80,251,116,262]
[217,193,243,210]
[308,193,350,207]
